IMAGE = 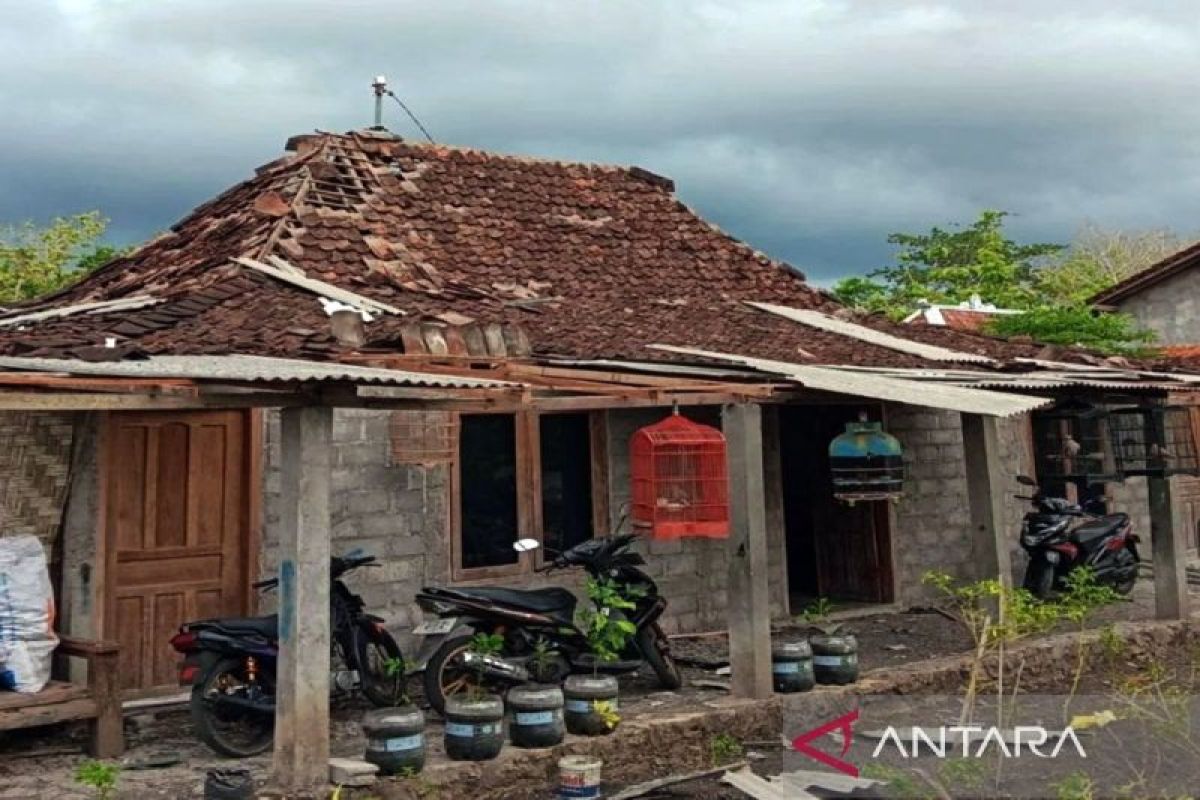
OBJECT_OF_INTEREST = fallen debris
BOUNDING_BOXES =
[609,760,749,799]
[721,765,883,799]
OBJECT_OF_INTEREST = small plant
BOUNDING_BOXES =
[1097,623,1124,661]
[939,757,986,790]
[590,699,620,731]
[801,596,835,625]
[529,637,560,683]
[74,760,120,800]
[1059,568,1122,719]
[710,733,744,765]
[923,569,1061,725]
[399,766,439,798]
[860,763,926,799]
[577,576,639,675]
[466,632,504,701]
[1050,770,1097,800]
[383,654,410,705]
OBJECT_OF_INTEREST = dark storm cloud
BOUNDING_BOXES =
[3,0,1200,282]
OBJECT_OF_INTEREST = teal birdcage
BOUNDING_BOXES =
[828,419,905,503]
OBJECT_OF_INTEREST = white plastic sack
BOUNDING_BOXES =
[0,535,58,693]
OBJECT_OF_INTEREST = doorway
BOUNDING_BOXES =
[779,404,895,611]
[102,410,257,693]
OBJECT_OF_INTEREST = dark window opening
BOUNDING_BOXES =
[540,413,594,554]
[459,414,520,570]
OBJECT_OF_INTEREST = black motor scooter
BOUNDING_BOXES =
[1016,475,1141,599]
[169,552,403,757]
[415,532,682,715]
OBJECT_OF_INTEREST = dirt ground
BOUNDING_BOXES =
[0,581,1188,799]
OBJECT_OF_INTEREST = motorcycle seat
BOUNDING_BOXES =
[1073,514,1128,545]
[439,586,577,615]
[193,615,278,638]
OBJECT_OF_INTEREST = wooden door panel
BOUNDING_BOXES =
[150,592,186,687]
[104,411,253,694]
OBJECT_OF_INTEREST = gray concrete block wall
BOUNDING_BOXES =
[1107,477,1152,549]
[885,406,1031,604]
[1115,267,1200,346]
[260,406,777,643]
[257,403,1046,641]
[603,406,789,634]
[261,409,446,647]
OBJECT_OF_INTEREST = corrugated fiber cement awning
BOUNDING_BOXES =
[0,354,517,390]
[650,346,1052,417]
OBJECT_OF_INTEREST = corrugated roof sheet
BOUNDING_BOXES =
[0,354,517,389]
[651,345,1050,417]
[749,302,997,365]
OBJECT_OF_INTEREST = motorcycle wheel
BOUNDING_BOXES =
[1114,548,1138,596]
[637,623,682,690]
[1022,561,1056,600]
[355,621,406,707]
[423,633,500,717]
[191,656,275,758]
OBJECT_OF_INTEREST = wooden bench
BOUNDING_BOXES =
[0,635,123,757]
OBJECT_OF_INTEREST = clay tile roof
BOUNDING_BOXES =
[1091,240,1200,305]
[0,129,1117,369]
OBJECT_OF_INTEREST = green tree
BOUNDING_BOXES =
[0,212,122,304]
[832,210,1063,317]
[987,306,1157,356]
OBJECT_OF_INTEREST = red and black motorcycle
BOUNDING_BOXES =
[169,552,403,757]
[1016,475,1141,598]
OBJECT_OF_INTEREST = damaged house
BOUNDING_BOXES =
[0,128,1196,713]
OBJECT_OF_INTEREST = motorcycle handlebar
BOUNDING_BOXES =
[255,553,378,590]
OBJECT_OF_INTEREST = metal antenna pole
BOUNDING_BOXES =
[371,75,387,129]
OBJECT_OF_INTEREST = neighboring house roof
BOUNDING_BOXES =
[902,296,1022,333]
[1090,241,1200,305]
[0,129,1143,371]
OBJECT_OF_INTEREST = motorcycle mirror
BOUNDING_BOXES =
[1016,475,1038,487]
[513,538,541,553]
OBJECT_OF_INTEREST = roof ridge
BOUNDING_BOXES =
[1090,239,1200,304]
[312,128,672,179]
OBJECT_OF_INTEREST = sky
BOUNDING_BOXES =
[2,1,1200,286]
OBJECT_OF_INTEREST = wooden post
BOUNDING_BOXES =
[723,403,773,699]
[272,405,333,794]
[1149,475,1189,619]
[962,413,1013,589]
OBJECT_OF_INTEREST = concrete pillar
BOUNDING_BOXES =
[272,405,333,794]
[962,413,1013,588]
[722,403,773,699]
[1149,476,1189,619]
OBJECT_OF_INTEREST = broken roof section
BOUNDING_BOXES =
[0,128,1129,372]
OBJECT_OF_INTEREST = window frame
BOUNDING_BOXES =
[449,409,609,582]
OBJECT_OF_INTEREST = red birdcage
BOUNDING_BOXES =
[630,413,730,539]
